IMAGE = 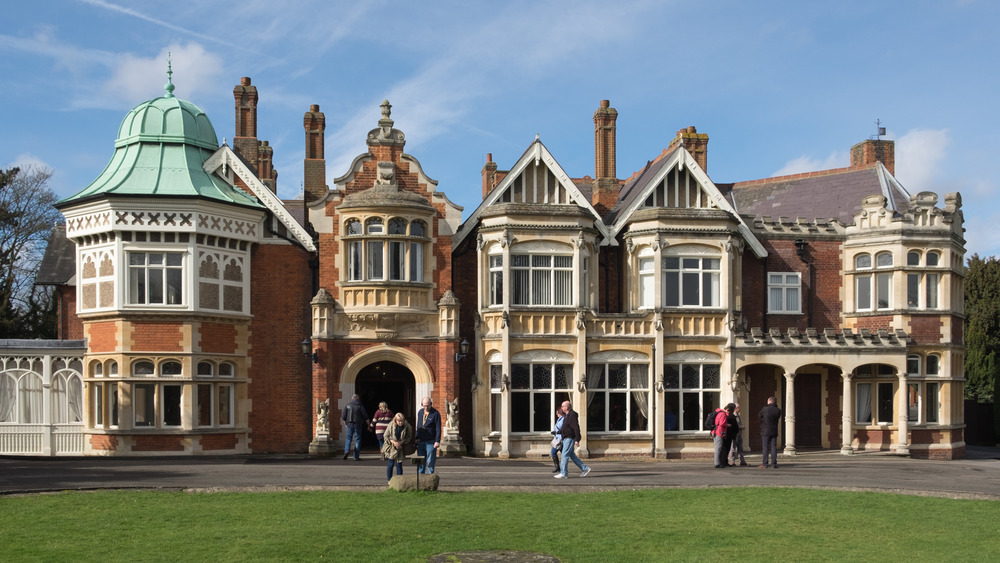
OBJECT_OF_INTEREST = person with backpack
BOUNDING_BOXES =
[341,394,369,461]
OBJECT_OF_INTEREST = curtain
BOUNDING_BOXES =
[586,364,604,408]
[857,383,872,423]
[0,374,14,422]
[52,374,67,423]
[20,373,43,423]
[68,375,83,423]
[631,364,649,421]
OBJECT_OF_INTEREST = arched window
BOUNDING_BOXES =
[133,361,155,376]
[161,361,182,376]
[587,351,651,433]
[662,351,721,432]
[855,252,893,311]
[52,373,83,424]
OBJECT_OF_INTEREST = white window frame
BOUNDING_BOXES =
[586,361,651,433]
[768,272,802,314]
[662,246,720,308]
[638,249,655,310]
[510,245,574,307]
[662,351,721,432]
[127,251,186,307]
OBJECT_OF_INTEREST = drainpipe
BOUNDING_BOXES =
[794,239,813,327]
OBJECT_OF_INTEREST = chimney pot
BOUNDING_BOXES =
[600,99,610,108]
[241,77,251,86]
[487,153,492,162]
[310,104,319,112]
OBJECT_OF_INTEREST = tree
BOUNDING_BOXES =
[0,165,60,338]
[964,254,1000,403]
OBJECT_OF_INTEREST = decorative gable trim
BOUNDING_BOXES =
[453,139,611,250]
[611,148,767,258]
[202,146,317,252]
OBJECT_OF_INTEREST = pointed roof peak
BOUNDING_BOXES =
[164,53,175,98]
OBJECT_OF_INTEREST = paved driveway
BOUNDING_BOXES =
[2,447,998,499]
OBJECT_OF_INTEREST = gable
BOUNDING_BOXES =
[610,148,766,258]
[201,146,317,252]
[453,139,611,249]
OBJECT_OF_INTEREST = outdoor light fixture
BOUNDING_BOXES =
[455,338,470,363]
[301,338,318,364]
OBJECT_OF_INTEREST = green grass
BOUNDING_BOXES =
[1,488,997,562]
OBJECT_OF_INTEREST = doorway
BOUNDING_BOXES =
[794,373,822,448]
[354,361,416,450]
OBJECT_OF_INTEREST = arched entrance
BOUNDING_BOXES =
[354,361,415,450]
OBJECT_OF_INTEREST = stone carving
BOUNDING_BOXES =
[316,398,330,435]
[446,398,459,431]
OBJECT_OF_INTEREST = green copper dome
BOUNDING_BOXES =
[58,77,261,209]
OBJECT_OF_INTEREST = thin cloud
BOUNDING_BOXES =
[893,128,950,191]
[773,152,848,177]
[78,0,247,51]
[99,43,224,105]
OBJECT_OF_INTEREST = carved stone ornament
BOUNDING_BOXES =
[316,398,330,435]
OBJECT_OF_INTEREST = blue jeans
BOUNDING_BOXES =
[417,441,437,474]
[386,458,403,482]
[559,438,589,476]
[344,426,362,459]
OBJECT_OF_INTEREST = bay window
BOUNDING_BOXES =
[663,247,720,308]
[128,252,184,305]
[344,216,427,283]
[512,253,573,306]
[586,361,650,432]
[663,352,721,432]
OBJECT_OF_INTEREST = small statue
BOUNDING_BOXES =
[316,398,330,435]
[445,398,459,431]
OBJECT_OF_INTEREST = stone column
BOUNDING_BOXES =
[840,372,854,455]
[783,372,797,456]
[896,372,910,456]
[499,233,512,458]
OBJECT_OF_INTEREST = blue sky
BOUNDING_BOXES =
[3,1,998,257]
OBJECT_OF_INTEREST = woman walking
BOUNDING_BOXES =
[382,412,413,485]
[371,401,394,459]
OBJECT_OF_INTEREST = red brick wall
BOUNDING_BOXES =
[744,238,842,331]
[906,316,943,345]
[854,315,895,332]
[452,236,478,446]
[57,285,84,340]
[200,433,238,450]
[132,435,185,451]
[89,434,118,450]
[131,322,184,352]
[88,322,119,353]
[247,243,313,453]
[824,373,843,448]
[199,322,238,354]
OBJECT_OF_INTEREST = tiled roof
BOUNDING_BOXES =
[719,165,909,226]
[35,224,75,285]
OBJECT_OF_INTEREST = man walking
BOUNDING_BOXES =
[415,396,442,474]
[759,396,782,468]
[555,401,591,479]
[341,394,369,461]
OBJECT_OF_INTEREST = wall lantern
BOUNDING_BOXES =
[301,338,318,364]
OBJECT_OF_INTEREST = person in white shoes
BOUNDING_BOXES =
[554,401,590,479]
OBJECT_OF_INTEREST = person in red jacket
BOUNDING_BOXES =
[712,403,735,468]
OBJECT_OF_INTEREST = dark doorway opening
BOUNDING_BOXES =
[794,373,822,448]
[354,361,416,450]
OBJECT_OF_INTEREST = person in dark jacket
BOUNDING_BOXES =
[341,394,369,461]
[415,396,442,474]
[555,401,591,479]
[759,396,782,468]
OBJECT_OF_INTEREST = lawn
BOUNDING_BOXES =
[1,488,997,561]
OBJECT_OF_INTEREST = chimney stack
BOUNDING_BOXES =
[592,100,619,216]
[668,126,709,172]
[850,138,895,175]
[481,153,498,199]
[303,104,327,203]
[233,77,259,171]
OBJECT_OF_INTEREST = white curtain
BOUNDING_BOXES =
[0,373,15,422]
[68,375,83,423]
[19,373,43,423]
[586,364,604,407]
[631,364,649,421]
[856,383,872,423]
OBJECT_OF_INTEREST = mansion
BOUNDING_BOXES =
[0,76,966,460]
